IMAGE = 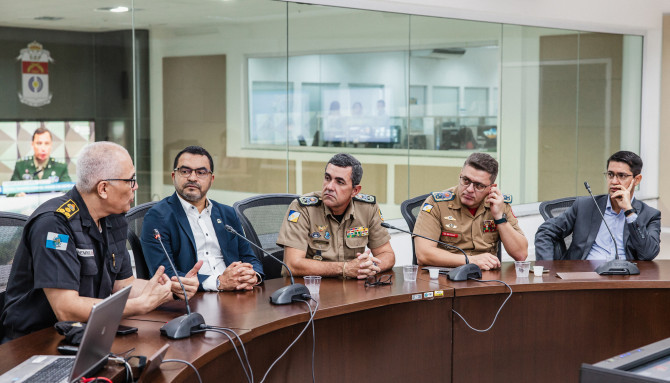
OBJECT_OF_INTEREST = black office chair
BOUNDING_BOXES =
[125,201,159,279]
[233,194,299,280]
[537,196,577,259]
[539,196,577,221]
[0,212,29,339]
[400,193,431,265]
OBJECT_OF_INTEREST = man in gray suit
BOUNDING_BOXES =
[535,151,660,260]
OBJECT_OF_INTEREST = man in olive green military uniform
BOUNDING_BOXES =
[277,153,395,279]
[11,127,71,183]
[414,153,527,270]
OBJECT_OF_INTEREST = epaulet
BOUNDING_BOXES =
[503,194,513,204]
[298,195,321,207]
[353,193,376,204]
[432,191,455,202]
[55,199,79,220]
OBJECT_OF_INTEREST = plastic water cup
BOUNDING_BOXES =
[403,265,418,281]
[533,265,544,277]
[428,268,440,279]
[304,276,321,295]
[514,261,531,278]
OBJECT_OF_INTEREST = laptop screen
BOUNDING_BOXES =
[70,285,131,382]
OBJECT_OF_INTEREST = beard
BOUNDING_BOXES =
[177,182,202,202]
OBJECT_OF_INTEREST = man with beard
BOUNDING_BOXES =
[413,153,527,269]
[141,146,263,292]
[277,153,395,278]
[535,151,660,260]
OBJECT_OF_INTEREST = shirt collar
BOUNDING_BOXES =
[176,192,211,216]
[316,191,355,220]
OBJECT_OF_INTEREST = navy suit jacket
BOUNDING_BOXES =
[535,195,661,261]
[141,193,263,290]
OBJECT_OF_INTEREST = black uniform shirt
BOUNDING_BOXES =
[1,187,132,339]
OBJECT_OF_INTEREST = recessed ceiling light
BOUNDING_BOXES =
[95,6,130,13]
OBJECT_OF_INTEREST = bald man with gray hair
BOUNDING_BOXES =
[1,142,200,342]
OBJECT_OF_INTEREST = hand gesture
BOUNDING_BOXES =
[141,266,173,309]
[486,184,505,220]
[171,260,203,300]
[611,179,635,211]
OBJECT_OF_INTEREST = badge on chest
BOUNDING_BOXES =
[483,220,497,233]
[346,226,369,238]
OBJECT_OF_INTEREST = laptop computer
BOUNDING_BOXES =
[0,284,132,383]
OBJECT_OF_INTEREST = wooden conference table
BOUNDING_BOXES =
[2,260,670,382]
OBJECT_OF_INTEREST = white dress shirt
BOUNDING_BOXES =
[177,194,225,291]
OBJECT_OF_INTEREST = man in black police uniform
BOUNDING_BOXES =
[1,142,200,342]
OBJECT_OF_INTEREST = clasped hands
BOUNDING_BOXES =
[344,249,381,279]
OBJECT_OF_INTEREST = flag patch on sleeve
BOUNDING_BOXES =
[46,232,69,251]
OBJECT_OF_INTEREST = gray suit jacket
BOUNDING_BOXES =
[534,195,661,260]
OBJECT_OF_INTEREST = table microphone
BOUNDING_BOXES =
[224,225,311,305]
[380,222,481,281]
[153,229,206,339]
[583,182,640,275]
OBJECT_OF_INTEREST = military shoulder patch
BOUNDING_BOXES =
[503,194,513,204]
[56,199,79,220]
[353,193,376,204]
[432,191,454,202]
[298,195,321,207]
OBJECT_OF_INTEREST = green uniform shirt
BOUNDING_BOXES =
[11,156,71,182]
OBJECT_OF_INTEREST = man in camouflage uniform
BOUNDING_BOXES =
[413,153,527,270]
[277,153,395,279]
[11,127,71,183]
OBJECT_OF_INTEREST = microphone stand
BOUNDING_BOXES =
[583,182,640,275]
[225,225,311,305]
[153,229,206,339]
[381,222,481,281]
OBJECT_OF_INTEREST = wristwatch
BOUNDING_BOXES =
[624,208,637,217]
[494,214,507,225]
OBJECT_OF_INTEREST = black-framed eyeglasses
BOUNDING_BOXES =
[103,178,136,188]
[459,175,491,192]
[174,166,212,179]
[365,274,393,287]
[603,171,633,181]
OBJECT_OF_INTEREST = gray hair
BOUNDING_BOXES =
[76,142,131,193]
[327,153,363,186]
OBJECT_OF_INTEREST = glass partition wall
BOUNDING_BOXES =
[0,0,643,219]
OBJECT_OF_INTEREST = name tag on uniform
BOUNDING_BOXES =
[46,232,69,251]
[442,231,458,238]
[76,248,94,257]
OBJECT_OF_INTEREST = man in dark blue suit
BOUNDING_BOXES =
[141,146,263,292]
[535,151,660,261]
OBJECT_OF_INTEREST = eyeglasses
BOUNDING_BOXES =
[174,166,212,179]
[364,274,393,287]
[459,175,491,192]
[103,178,136,188]
[604,171,633,181]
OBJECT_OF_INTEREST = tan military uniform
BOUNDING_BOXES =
[413,187,523,256]
[277,191,390,262]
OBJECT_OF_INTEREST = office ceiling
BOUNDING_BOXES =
[0,0,344,32]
